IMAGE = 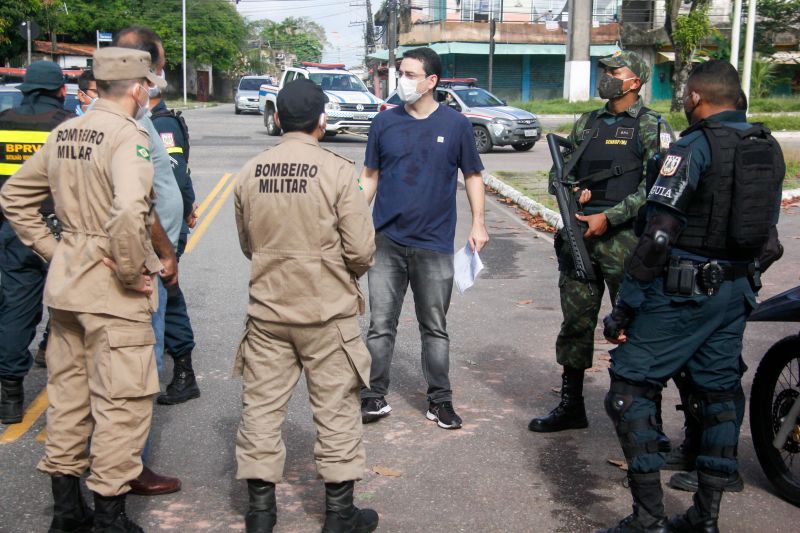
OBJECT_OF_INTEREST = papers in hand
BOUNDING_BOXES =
[454,243,484,294]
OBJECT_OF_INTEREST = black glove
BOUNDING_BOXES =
[603,302,635,341]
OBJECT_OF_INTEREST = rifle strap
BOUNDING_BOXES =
[562,110,600,183]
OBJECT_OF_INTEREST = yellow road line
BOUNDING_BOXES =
[0,389,48,443]
[184,177,237,255]
[36,429,46,442]
[195,172,232,218]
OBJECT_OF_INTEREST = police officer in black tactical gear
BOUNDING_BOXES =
[599,60,785,533]
[0,61,74,424]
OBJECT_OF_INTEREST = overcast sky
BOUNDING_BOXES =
[235,0,375,68]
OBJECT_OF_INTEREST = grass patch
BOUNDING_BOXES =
[164,99,220,110]
[493,170,556,210]
[785,159,800,190]
[511,97,800,115]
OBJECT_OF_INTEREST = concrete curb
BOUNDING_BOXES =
[483,173,563,229]
[783,188,800,201]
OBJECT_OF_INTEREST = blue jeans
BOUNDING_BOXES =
[0,223,48,378]
[362,233,455,404]
[143,277,167,463]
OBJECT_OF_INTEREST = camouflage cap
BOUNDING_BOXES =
[599,50,650,84]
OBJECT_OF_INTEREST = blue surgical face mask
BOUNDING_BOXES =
[75,97,97,116]
[148,70,167,98]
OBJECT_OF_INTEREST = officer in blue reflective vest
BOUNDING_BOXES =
[0,61,73,424]
[599,60,785,532]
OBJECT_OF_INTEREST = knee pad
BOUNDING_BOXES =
[606,378,664,460]
[687,388,740,460]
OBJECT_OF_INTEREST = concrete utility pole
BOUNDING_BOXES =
[488,18,496,92]
[182,0,188,105]
[488,0,503,92]
[27,21,32,66]
[387,0,397,94]
[730,0,742,69]
[563,0,592,102]
[365,0,376,56]
[741,0,757,104]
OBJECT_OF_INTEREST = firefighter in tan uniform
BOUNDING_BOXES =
[233,78,379,533]
[0,48,167,533]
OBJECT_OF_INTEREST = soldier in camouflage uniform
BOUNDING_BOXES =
[529,51,674,433]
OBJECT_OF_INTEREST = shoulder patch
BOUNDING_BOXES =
[136,145,151,161]
[159,132,175,148]
[660,132,672,151]
[660,154,682,176]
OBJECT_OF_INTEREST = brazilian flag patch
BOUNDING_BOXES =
[136,145,151,161]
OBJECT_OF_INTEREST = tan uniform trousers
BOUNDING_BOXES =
[234,315,371,483]
[37,308,160,496]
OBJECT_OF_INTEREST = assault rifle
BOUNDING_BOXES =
[546,133,596,284]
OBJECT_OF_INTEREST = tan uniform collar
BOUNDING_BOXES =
[600,96,644,118]
[280,131,320,147]
[92,98,135,119]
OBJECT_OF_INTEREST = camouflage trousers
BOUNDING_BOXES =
[554,224,638,370]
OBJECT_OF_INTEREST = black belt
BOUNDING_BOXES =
[665,258,755,296]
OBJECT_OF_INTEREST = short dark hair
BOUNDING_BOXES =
[735,89,748,111]
[78,70,95,92]
[113,26,162,66]
[402,47,442,87]
[279,114,319,134]
[687,60,742,107]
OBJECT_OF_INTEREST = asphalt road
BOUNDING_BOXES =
[1,103,799,532]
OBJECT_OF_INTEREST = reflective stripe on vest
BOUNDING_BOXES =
[0,129,51,178]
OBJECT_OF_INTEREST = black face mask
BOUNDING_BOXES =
[597,74,625,100]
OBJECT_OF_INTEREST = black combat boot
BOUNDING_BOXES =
[598,472,669,533]
[0,377,24,424]
[668,470,728,533]
[92,493,143,533]
[245,479,277,533]
[156,354,200,405]
[321,481,379,533]
[528,366,588,432]
[49,475,93,533]
[668,469,744,493]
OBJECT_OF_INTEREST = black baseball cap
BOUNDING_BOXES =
[18,61,66,93]
[277,78,329,130]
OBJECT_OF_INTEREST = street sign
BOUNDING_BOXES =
[97,31,113,43]
[18,21,41,40]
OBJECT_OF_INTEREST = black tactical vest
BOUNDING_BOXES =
[0,107,72,218]
[675,120,783,260]
[151,107,190,162]
[575,107,648,209]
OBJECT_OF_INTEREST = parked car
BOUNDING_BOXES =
[259,62,383,136]
[0,82,79,114]
[235,75,272,114]
[382,78,541,153]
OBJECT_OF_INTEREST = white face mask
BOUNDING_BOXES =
[397,75,429,104]
[133,84,150,120]
[148,71,166,98]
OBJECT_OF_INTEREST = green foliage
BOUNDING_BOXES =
[756,0,800,53]
[750,56,777,99]
[673,4,712,60]
[0,0,43,65]
[2,0,248,73]
[259,17,327,65]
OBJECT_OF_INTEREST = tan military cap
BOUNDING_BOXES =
[93,47,167,89]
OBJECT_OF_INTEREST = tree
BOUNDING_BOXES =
[755,0,800,53]
[0,0,43,65]
[664,0,711,111]
[3,0,248,73]
[259,17,326,65]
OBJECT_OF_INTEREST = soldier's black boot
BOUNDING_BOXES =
[245,479,277,533]
[668,470,728,533]
[49,475,93,533]
[321,481,379,533]
[92,493,143,533]
[528,366,588,432]
[156,354,200,405]
[598,472,669,533]
[0,377,24,424]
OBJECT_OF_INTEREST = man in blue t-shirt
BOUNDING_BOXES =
[360,47,489,430]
